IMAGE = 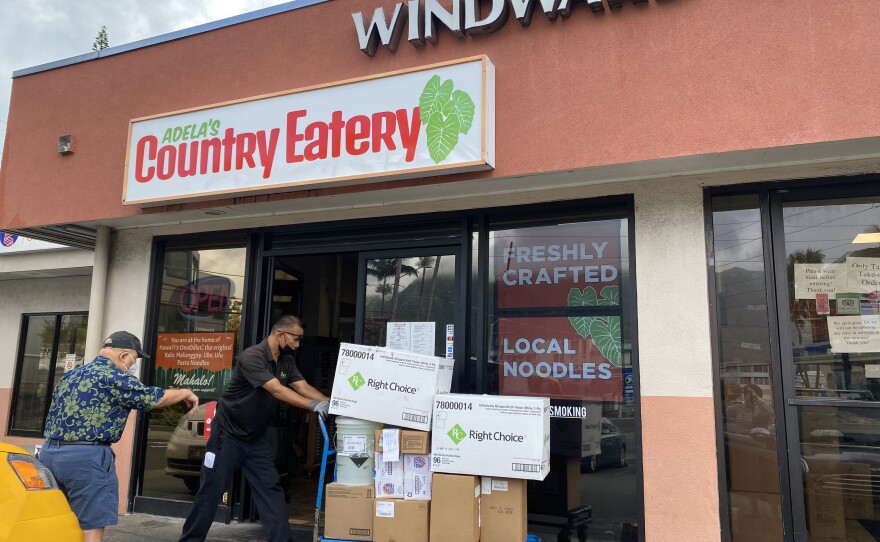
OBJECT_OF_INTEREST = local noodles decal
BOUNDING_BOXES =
[124,56,494,207]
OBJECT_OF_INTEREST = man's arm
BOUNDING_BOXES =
[262,378,317,409]
[157,388,199,414]
[290,379,329,402]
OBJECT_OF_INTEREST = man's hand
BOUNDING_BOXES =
[308,400,330,419]
[183,390,199,415]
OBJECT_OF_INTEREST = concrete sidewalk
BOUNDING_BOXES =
[103,513,315,542]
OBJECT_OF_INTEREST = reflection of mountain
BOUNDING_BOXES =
[716,266,771,368]
[364,274,455,321]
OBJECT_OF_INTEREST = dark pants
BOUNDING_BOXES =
[179,422,291,542]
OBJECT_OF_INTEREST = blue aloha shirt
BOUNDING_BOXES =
[44,355,165,443]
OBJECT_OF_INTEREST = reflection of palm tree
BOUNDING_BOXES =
[426,256,442,319]
[389,259,418,321]
[367,259,417,317]
[375,283,393,311]
[786,248,825,345]
[415,257,436,319]
[368,259,398,313]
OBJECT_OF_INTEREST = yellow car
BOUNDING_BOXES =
[0,442,83,541]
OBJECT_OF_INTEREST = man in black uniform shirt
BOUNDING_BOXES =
[180,315,329,542]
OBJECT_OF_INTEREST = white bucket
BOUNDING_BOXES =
[335,417,380,486]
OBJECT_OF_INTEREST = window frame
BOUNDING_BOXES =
[7,311,89,438]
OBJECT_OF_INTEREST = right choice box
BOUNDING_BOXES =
[431,394,550,480]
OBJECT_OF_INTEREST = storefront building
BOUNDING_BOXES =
[2,1,880,540]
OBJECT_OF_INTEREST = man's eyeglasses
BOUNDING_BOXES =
[281,330,304,341]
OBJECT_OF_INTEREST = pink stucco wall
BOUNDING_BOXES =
[1,0,879,229]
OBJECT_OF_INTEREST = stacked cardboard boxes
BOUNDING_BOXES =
[325,343,550,541]
[373,426,433,541]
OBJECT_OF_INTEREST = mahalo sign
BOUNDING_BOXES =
[124,56,495,206]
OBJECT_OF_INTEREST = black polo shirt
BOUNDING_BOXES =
[215,338,304,442]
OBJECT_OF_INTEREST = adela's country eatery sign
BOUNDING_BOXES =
[124,56,495,206]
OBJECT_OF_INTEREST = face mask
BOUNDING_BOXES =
[123,354,140,379]
[280,345,296,356]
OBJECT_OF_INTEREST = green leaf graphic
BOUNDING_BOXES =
[589,316,621,366]
[567,286,621,364]
[569,315,594,338]
[568,287,598,307]
[426,111,460,164]
[442,90,475,134]
[419,76,453,124]
[598,286,619,306]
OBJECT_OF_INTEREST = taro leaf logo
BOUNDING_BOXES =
[447,423,467,445]
[348,372,366,391]
[419,75,475,164]
[567,285,622,366]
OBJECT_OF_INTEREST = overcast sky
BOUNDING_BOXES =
[0,0,293,164]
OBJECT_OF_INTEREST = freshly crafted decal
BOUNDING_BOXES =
[419,76,475,163]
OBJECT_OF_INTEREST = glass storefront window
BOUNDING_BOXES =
[8,313,88,436]
[487,218,638,541]
[141,245,246,499]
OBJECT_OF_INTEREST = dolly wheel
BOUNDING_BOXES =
[557,529,571,542]
[577,525,588,542]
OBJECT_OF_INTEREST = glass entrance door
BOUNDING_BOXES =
[356,250,459,358]
[775,195,880,541]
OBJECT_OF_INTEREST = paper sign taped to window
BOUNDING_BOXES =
[828,315,880,353]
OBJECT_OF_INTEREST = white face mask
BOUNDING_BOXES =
[123,354,141,379]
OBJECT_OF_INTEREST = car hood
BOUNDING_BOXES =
[0,442,30,455]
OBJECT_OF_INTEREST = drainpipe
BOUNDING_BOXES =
[84,225,111,362]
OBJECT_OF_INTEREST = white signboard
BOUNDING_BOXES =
[0,232,65,254]
[845,258,880,293]
[125,56,495,206]
[387,322,436,357]
[828,315,880,353]
[794,263,847,299]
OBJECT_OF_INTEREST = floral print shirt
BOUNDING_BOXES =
[43,355,164,443]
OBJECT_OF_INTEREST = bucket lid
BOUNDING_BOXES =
[335,416,379,427]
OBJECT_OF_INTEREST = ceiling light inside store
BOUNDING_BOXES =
[853,232,880,244]
[203,209,225,216]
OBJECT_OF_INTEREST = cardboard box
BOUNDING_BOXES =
[375,451,404,499]
[374,499,430,542]
[330,343,454,431]
[429,474,480,542]
[404,454,432,500]
[375,428,431,454]
[431,394,550,480]
[805,473,845,539]
[481,477,527,542]
[325,483,374,541]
